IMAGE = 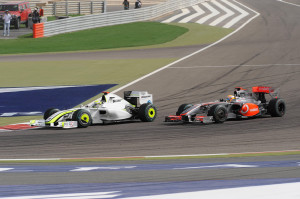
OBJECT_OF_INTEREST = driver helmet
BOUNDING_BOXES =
[226,95,235,102]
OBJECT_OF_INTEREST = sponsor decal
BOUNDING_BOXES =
[250,108,259,112]
[240,103,260,116]
[240,104,249,114]
[141,95,151,98]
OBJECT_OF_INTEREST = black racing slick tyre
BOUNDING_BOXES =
[268,98,286,117]
[208,104,228,123]
[72,109,92,128]
[138,103,157,122]
[44,108,60,120]
[176,104,193,116]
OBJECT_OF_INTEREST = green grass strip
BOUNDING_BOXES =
[0,22,188,54]
[146,23,233,48]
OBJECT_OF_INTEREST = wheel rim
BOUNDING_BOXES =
[216,109,226,120]
[278,103,285,115]
[148,107,156,118]
[80,113,90,124]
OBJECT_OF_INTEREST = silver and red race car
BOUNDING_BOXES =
[165,86,286,124]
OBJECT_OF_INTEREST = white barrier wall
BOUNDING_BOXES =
[43,0,206,37]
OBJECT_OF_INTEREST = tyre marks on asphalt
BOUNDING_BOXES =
[159,0,256,29]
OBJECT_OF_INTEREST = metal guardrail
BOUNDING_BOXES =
[43,0,206,37]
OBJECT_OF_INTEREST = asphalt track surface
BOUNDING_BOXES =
[1,0,299,158]
[0,0,300,194]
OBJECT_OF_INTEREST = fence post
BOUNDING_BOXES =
[66,0,69,16]
[91,1,93,14]
[78,2,81,15]
[103,0,106,13]
[53,2,56,15]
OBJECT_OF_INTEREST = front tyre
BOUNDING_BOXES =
[208,105,228,123]
[44,108,60,120]
[268,98,286,117]
[176,104,193,116]
[138,103,157,122]
[72,109,92,128]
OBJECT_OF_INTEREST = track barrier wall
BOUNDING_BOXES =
[36,0,206,38]
[33,23,44,38]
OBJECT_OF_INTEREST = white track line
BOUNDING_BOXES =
[169,63,300,68]
[196,1,220,24]
[210,0,235,26]
[0,192,121,199]
[277,0,300,7]
[122,183,300,199]
[223,0,249,28]
[162,8,190,23]
[179,5,205,23]
[0,129,11,132]
[112,1,260,95]
[0,85,81,94]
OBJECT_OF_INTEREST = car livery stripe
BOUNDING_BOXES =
[46,110,76,124]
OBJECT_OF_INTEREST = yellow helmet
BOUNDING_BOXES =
[226,95,235,102]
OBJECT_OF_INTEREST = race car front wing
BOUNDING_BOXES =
[165,115,214,123]
[30,120,78,129]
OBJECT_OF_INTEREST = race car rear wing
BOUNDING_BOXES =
[252,86,274,93]
[124,91,153,106]
[252,86,280,99]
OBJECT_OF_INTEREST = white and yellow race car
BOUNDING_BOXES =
[30,91,157,128]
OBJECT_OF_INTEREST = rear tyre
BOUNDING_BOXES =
[208,105,228,123]
[268,98,286,117]
[138,103,157,122]
[44,108,60,120]
[72,109,92,128]
[176,104,193,116]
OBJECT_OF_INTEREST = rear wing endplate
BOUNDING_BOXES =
[124,91,153,106]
